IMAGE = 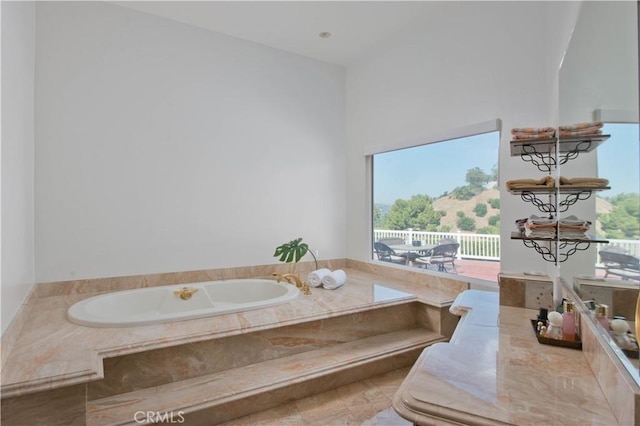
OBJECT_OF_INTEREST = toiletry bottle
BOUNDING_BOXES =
[595,304,610,331]
[562,301,576,341]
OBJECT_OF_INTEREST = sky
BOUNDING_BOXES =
[373,132,499,205]
[598,123,640,197]
[373,124,639,206]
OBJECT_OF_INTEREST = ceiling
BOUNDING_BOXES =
[113,1,436,66]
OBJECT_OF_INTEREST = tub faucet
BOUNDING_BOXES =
[273,273,311,295]
[173,287,198,300]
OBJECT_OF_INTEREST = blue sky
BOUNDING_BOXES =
[598,123,639,197]
[373,124,639,205]
[373,132,499,205]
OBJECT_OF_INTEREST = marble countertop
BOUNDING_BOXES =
[1,267,460,398]
[393,290,619,425]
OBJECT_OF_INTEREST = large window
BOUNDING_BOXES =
[595,122,640,277]
[371,128,500,281]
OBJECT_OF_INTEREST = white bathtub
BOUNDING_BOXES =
[67,279,299,328]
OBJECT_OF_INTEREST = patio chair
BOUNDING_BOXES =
[378,237,405,246]
[437,238,458,245]
[374,242,409,265]
[599,246,640,281]
[414,242,460,273]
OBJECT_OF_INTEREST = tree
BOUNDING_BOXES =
[598,193,640,239]
[490,163,498,182]
[473,203,487,217]
[456,211,476,231]
[451,185,477,200]
[373,205,384,228]
[488,198,500,209]
[452,167,493,200]
[384,194,444,231]
[488,214,500,227]
[465,167,491,188]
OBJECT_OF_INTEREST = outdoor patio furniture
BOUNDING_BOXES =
[599,246,640,281]
[414,242,460,273]
[378,237,405,246]
[374,242,409,265]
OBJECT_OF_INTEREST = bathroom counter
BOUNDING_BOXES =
[393,290,619,425]
[0,264,464,398]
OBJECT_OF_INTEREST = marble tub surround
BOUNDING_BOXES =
[34,258,347,298]
[393,290,619,425]
[498,272,553,311]
[0,263,464,400]
[0,283,37,369]
[348,259,470,302]
[86,303,426,400]
[0,259,343,373]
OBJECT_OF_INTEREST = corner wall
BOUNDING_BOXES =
[34,2,346,283]
[1,1,36,334]
[345,1,573,274]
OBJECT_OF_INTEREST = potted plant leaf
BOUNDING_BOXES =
[274,237,318,270]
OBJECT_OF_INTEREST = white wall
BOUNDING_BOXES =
[35,2,346,282]
[558,0,639,281]
[1,1,36,334]
[345,1,569,274]
[560,1,638,124]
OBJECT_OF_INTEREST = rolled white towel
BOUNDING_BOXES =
[307,268,331,288]
[321,269,347,290]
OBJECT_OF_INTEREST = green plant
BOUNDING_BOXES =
[473,203,487,217]
[456,213,476,231]
[274,237,318,270]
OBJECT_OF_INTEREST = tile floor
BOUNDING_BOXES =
[221,367,413,426]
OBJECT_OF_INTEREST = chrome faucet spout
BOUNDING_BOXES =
[273,273,311,295]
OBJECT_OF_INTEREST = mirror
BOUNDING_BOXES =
[559,1,639,383]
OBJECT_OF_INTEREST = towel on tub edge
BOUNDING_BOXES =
[307,268,331,287]
[321,270,347,290]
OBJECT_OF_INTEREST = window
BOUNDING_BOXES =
[595,122,640,278]
[370,124,500,281]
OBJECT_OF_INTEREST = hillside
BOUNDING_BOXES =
[430,189,612,232]
[432,188,500,230]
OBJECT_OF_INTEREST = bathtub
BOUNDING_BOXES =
[67,279,299,328]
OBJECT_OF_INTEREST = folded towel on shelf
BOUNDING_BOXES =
[524,221,555,238]
[559,128,603,138]
[512,131,556,140]
[511,126,556,134]
[518,214,592,239]
[506,176,555,190]
[307,268,331,288]
[559,121,603,131]
[321,269,347,290]
[559,215,592,227]
[559,176,609,187]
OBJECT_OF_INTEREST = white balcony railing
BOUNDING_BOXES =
[374,229,500,260]
[374,229,640,264]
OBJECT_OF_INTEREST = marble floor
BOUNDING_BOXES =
[221,367,412,426]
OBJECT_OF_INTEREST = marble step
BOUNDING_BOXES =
[87,328,445,426]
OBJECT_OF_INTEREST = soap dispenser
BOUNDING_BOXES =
[562,301,576,341]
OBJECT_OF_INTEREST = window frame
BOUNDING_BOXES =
[365,119,502,272]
